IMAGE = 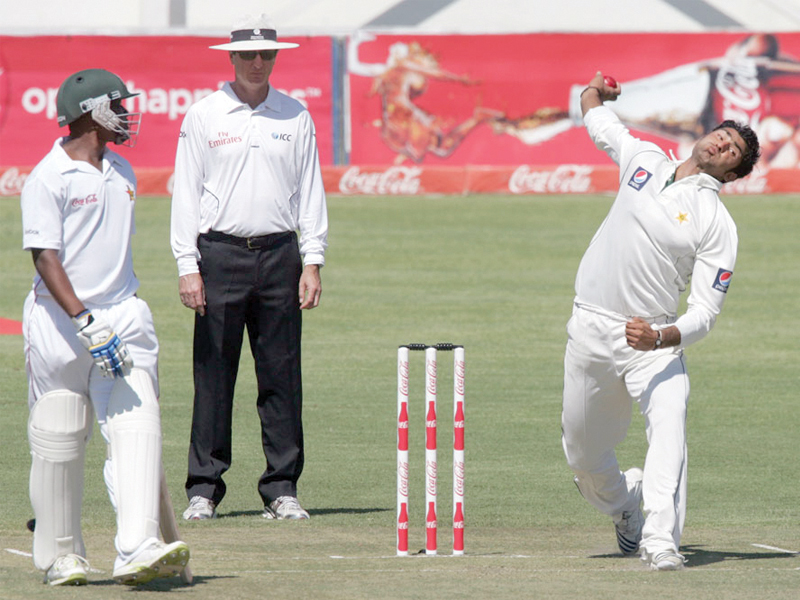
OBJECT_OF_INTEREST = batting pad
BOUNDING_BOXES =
[28,390,93,571]
[106,368,162,556]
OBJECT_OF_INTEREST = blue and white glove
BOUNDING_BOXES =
[72,310,133,378]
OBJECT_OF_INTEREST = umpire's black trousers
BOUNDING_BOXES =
[186,230,304,507]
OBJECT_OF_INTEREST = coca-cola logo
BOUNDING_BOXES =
[339,166,422,195]
[0,167,29,196]
[71,193,99,208]
[509,164,593,194]
[453,460,465,496]
[397,461,409,497]
[722,168,768,194]
[398,360,409,397]
[425,460,437,495]
[426,361,437,395]
[716,58,762,121]
[454,360,465,396]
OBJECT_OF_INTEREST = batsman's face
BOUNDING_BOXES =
[694,127,747,182]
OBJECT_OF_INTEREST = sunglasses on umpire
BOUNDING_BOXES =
[235,50,278,61]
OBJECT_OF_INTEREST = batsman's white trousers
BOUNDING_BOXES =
[23,292,160,564]
[561,302,688,556]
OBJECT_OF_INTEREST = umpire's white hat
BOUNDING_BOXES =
[209,14,299,51]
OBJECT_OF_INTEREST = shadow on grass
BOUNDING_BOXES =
[681,544,798,567]
[309,507,392,517]
[590,544,798,568]
[87,573,228,589]
[219,507,391,518]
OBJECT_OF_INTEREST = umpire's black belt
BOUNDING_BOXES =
[201,230,294,250]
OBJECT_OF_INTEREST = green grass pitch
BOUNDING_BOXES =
[1,194,798,599]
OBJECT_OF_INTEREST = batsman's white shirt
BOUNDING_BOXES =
[574,105,737,349]
[21,139,158,404]
[170,83,328,277]
[22,139,139,304]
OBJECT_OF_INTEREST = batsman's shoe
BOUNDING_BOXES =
[262,496,310,520]
[642,549,686,571]
[613,467,644,555]
[183,495,217,520]
[113,539,190,585]
[44,554,90,586]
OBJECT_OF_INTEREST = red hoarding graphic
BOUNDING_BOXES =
[347,32,800,175]
[0,35,333,168]
[3,32,800,196]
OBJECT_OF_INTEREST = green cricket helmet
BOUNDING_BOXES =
[56,69,141,146]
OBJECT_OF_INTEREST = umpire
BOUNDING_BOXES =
[170,14,328,521]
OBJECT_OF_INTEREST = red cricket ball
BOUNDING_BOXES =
[604,75,618,88]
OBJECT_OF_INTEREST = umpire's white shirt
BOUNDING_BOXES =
[21,139,139,304]
[170,83,328,277]
[574,106,737,348]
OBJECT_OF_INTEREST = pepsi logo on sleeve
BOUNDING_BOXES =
[712,268,733,293]
[627,167,653,191]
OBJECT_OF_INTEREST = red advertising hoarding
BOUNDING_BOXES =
[2,32,799,196]
[0,34,333,169]
[347,31,800,193]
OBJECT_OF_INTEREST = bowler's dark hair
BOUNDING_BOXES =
[713,120,761,179]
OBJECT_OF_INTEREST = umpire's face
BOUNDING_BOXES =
[230,50,278,90]
[693,127,747,183]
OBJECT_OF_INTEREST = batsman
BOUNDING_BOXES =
[561,72,760,570]
[20,69,190,586]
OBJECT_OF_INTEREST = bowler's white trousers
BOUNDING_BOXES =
[561,302,689,555]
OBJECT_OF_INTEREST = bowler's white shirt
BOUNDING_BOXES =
[574,106,737,348]
[21,139,139,305]
[170,83,328,277]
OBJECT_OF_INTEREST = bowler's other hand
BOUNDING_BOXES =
[625,317,658,351]
[179,273,206,316]
[299,264,322,310]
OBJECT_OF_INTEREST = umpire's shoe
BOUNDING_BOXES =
[262,496,310,520]
[183,495,217,520]
[613,467,644,555]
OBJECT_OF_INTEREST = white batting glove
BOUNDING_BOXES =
[72,310,133,378]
